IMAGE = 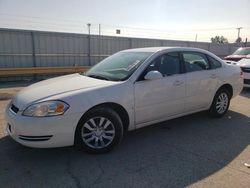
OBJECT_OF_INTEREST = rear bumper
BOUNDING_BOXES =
[5,108,82,148]
[243,72,250,88]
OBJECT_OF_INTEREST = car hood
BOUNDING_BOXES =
[12,73,116,110]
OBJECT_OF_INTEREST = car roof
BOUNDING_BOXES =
[122,47,210,53]
[122,46,226,66]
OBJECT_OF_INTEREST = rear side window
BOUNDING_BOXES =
[182,52,210,72]
[207,55,222,69]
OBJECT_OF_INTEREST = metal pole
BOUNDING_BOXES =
[87,23,91,66]
[129,38,132,49]
[31,31,37,80]
[87,23,91,35]
[31,31,37,68]
[99,24,101,62]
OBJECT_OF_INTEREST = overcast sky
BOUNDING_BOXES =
[0,0,249,42]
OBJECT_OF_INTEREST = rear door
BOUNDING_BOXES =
[181,51,218,112]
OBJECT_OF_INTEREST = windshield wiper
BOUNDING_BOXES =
[86,74,110,81]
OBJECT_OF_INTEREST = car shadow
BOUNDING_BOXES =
[240,87,250,98]
[0,110,250,187]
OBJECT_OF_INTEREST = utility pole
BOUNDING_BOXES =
[195,33,198,42]
[236,27,243,39]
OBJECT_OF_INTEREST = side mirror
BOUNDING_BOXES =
[144,71,163,80]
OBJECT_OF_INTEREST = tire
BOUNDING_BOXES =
[209,88,231,118]
[75,107,124,154]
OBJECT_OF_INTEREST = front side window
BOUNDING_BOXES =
[144,52,181,77]
[85,51,153,81]
[183,52,210,72]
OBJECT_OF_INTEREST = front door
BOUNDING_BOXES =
[134,52,186,127]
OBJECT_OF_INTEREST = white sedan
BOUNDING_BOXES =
[231,56,250,88]
[5,47,243,153]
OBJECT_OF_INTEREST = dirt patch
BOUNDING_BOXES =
[0,93,13,101]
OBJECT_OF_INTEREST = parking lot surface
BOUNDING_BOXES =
[0,86,250,188]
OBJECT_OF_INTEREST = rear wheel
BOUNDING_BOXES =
[209,88,231,118]
[75,107,124,154]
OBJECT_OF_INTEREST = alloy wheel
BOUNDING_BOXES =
[81,117,115,149]
[215,92,229,114]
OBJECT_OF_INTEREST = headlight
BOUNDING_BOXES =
[22,100,69,117]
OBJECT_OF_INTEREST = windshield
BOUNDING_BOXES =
[85,51,153,81]
[233,48,250,55]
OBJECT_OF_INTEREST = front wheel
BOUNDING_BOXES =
[209,88,231,118]
[75,107,124,154]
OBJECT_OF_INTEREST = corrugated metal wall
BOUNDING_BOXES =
[34,32,89,67]
[0,28,246,82]
[0,30,33,68]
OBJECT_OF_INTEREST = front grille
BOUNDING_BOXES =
[244,79,250,85]
[241,67,250,73]
[18,135,53,141]
[10,104,19,113]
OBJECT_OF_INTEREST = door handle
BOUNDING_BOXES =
[173,80,184,86]
[210,74,217,79]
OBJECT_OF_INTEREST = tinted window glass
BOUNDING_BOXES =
[146,52,181,76]
[183,52,210,72]
[207,55,222,69]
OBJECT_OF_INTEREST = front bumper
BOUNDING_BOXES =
[5,107,82,148]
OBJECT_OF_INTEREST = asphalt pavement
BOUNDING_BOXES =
[0,86,250,188]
